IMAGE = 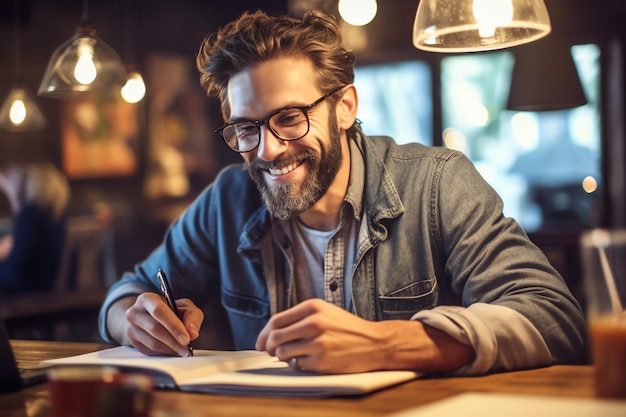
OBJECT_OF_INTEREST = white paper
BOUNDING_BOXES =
[387,392,626,417]
[43,346,419,397]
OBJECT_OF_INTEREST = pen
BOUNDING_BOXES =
[156,268,194,357]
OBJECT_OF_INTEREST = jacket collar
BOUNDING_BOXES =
[239,129,404,252]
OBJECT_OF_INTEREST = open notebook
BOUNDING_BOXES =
[0,318,52,392]
[43,345,420,397]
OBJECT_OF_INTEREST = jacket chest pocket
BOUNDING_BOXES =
[378,277,438,320]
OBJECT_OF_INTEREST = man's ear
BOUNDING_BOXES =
[337,85,358,130]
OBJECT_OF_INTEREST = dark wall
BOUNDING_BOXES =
[0,0,624,276]
[0,0,289,273]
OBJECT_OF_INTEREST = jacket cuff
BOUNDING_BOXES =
[412,303,551,375]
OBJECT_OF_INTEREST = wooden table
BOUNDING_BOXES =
[2,340,595,417]
[1,290,108,342]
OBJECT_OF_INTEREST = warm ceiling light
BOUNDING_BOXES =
[121,71,146,103]
[413,0,551,53]
[119,0,146,104]
[38,0,127,98]
[0,0,45,132]
[0,85,46,132]
[338,0,378,26]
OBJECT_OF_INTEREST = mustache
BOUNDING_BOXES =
[248,150,317,171]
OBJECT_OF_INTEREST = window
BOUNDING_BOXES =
[440,45,602,232]
[354,61,433,146]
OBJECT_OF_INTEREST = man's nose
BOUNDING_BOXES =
[256,125,287,161]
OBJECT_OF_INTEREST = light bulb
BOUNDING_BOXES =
[9,99,27,125]
[0,86,46,131]
[121,71,146,103]
[473,0,514,38]
[582,176,598,194]
[74,39,97,85]
[338,0,377,26]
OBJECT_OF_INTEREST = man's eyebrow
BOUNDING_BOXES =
[228,116,255,123]
[228,101,309,123]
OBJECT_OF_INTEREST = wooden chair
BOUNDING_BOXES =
[1,212,116,341]
[56,214,117,291]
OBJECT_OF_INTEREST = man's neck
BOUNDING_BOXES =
[298,199,343,231]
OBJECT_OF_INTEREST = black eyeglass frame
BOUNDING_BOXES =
[215,86,345,153]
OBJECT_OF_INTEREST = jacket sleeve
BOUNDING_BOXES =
[416,151,587,374]
[98,184,221,344]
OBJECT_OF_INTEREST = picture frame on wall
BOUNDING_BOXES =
[143,53,218,199]
[61,94,140,179]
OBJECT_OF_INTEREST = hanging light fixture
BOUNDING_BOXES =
[507,39,587,111]
[120,0,146,104]
[37,0,127,98]
[121,69,146,103]
[0,87,46,132]
[338,0,378,26]
[0,0,46,132]
[413,0,551,53]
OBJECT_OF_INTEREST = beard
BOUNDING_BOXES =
[247,114,343,220]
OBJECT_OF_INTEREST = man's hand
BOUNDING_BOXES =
[255,299,475,374]
[106,293,204,357]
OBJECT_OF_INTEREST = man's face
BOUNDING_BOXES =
[226,57,345,220]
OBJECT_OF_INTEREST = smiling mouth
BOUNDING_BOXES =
[267,161,301,176]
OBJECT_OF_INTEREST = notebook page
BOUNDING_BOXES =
[44,346,276,386]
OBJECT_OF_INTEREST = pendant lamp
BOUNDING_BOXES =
[121,69,146,104]
[507,39,587,111]
[0,86,46,132]
[37,0,127,98]
[338,0,378,26]
[413,0,551,53]
[120,0,146,104]
[0,0,46,132]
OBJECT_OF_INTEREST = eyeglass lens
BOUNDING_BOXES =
[222,107,309,152]
[218,86,343,153]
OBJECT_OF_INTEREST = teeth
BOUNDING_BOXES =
[269,162,298,176]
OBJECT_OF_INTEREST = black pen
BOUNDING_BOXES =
[157,268,194,357]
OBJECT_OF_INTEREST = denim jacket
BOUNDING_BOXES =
[99,133,586,373]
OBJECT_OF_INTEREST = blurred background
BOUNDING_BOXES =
[0,0,624,341]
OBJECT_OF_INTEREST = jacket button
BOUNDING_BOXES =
[329,281,338,292]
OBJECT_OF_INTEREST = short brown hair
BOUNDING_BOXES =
[196,10,355,120]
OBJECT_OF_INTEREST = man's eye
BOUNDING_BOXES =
[235,123,258,134]
[275,110,305,126]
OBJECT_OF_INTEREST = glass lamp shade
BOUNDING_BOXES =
[413,0,551,53]
[0,84,46,132]
[38,24,127,98]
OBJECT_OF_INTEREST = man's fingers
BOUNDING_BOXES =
[267,300,321,328]
[125,302,182,351]
[148,297,190,343]
[267,316,323,356]
[257,300,332,355]
[255,308,301,351]
[127,293,192,356]
[177,298,204,339]
[126,325,179,356]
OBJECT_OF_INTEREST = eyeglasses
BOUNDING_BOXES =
[215,86,344,153]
